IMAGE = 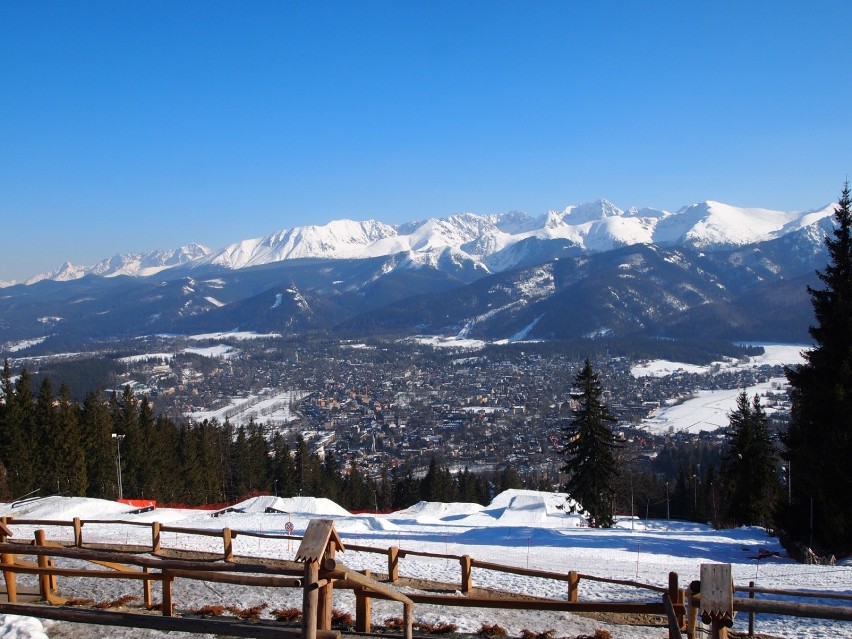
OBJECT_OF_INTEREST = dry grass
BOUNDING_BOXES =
[477,623,509,638]
[93,595,138,609]
[521,630,556,639]
[272,607,303,622]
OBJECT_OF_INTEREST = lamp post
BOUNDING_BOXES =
[111,433,125,500]
[665,481,670,521]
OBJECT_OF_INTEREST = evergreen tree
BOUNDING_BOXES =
[784,181,852,555]
[0,359,13,467]
[55,384,87,495]
[321,449,341,502]
[80,389,116,498]
[110,386,139,498]
[562,359,621,527]
[8,370,37,496]
[721,392,779,527]
[135,395,161,499]
[34,377,58,492]
[270,434,297,497]
[378,463,394,511]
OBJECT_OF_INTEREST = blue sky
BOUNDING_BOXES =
[1,1,851,282]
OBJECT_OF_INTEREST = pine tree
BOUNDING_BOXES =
[110,386,139,498]
[8,370,37,496]
[80,389,116,498]
[34,377,58,492]
[784,181,852,555]
[562,359,621,527]
[55,384,87,496]
[720,392,778,526]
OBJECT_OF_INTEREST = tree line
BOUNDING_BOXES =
[0,366,526,510]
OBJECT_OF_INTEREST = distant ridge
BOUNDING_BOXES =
[10,198,836,287]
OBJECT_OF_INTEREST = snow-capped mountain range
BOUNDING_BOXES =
[0,197,839,354]
[8,199,837,287]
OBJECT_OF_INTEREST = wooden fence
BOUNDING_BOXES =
[0,516,849,639]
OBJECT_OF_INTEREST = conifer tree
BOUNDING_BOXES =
[721,392,778,527]
[35,377,58,492]
[55,384,87,495]
[562,359,621,527]
[784,181,852,554]
[321,449,341,502]
[0,359,12,459]
[80,389,116,498]
[110,386,139,498]
[8,370,37,496]
[270,434,297,497]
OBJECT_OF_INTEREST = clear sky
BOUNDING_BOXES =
[2,1,851,283]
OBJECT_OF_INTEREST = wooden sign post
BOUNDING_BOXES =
[295,519,345,639]
[699,563,734,639]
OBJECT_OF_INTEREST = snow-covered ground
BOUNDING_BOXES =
[1,490,849,639]
[636,344,806,435]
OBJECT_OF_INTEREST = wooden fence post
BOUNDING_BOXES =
[568,571,579,602]
[686,580,699,639]
[403,601,413,639]
[317,539,337,630]
[34,530,52,601]
[748,581,755,636]
[669,571,684,634]
[388,546,399,583]
[302,560,319,639]
[152,522,161,554]
[139,566,151,608]
[222,528,233,562]
[355,569,372,632]
[460,555,472,593]
[73,518,83,546]
[161,571,174,617]
[0,519,16,603]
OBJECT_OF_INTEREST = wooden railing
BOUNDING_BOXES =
[11,516,850,639]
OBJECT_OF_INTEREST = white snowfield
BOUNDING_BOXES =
[1,490,850,639]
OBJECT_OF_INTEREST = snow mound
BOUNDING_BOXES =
[228,495,351,516]
[393,500,485,519]
[493,494,549,523]
[0,496,136,520]
[489,489,582,516]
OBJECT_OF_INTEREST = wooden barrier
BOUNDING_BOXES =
[4,519,850,639]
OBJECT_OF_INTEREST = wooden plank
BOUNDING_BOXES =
[735,585,852,601]
[405,593,667,614]
[733,597,852,621]
[0,603,341,639]
[0,563,160,580]
[321,560,412,605]
[577,572,668,594]
[700,564,733,618]
[0,542,301,575]
[168,569,301,588]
